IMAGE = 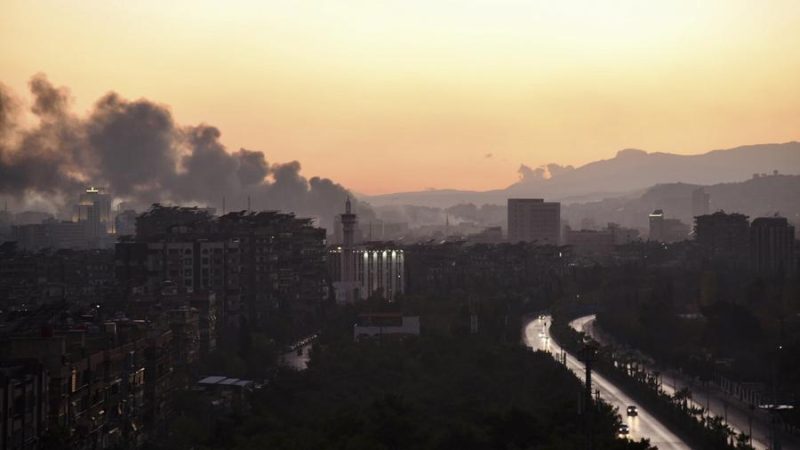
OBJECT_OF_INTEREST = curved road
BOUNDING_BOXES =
[571,315,799,450]
[525,316,690,450]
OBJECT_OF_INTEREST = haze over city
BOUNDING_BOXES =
[1,2,799,450]
[2,0,800,194]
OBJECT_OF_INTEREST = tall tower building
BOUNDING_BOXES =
[750,217,796,277]
[507,198,560,244]
[341,198,357,284]
[694,211,750,258]
[333,198,360,303]
[76,186,112,247]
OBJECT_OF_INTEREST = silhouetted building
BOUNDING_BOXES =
[694,211,750,260]
[333,198,359,303]
[565,226,615,257]
[691,188,710,217]
[45,220,87,249]
[750,216,796,277]
[115,209,138,237]
[0,249,114,308]
[648,210,690,243]
[117,205,327,337]
[12,220,90,251]
[507,199,560,245]
[353,313,420,341]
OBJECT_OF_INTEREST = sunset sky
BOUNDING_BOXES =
[2,0,799,195]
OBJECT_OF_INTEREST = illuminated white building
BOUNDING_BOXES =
[354,246,405,301]
[331,199,405,303]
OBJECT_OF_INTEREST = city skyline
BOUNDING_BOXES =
[1,3,800,450]
[3,0,800,194]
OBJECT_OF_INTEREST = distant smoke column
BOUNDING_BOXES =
[341,198,358,288]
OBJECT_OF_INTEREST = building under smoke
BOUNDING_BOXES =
[0,74,365,234]
[76,186,112,245]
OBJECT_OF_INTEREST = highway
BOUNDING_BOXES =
[571,315,800,450]
[524,316,690,450]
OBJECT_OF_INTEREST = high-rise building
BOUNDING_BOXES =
[76,187,112,240]
[116,205,327,336]
[694,211,750,259]
[750,217,796,277]
[11,220,88,250]
[507,199,561,245]
[332,198,360,303]
[691,188,710,217]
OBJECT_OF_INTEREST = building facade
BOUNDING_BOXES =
[750,216,796,277]
[116,205,327,338]
[331,200,405,303]
[507,199,561,245]
[694,211,750,261]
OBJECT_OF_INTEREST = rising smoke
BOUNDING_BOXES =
[0,74,369,230]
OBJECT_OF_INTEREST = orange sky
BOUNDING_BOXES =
[2,0,799,195]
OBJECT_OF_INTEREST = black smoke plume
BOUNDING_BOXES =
[0,74,370,230]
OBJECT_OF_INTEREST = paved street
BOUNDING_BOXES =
[525,316,690,450]
[572,315,800,450]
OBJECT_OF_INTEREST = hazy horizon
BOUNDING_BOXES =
[3,0,800,195]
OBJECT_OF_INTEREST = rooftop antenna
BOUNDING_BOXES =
[222,196,226,215]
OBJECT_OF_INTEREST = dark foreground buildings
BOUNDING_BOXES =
[116,205,327,338]
[750,216,796,277]
[0,204,329,449]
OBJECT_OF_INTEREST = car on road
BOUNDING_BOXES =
[627,405,638,416]
[618,424,630,437]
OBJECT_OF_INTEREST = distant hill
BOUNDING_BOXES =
[562,174,800,231]
[364,141,800,208]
